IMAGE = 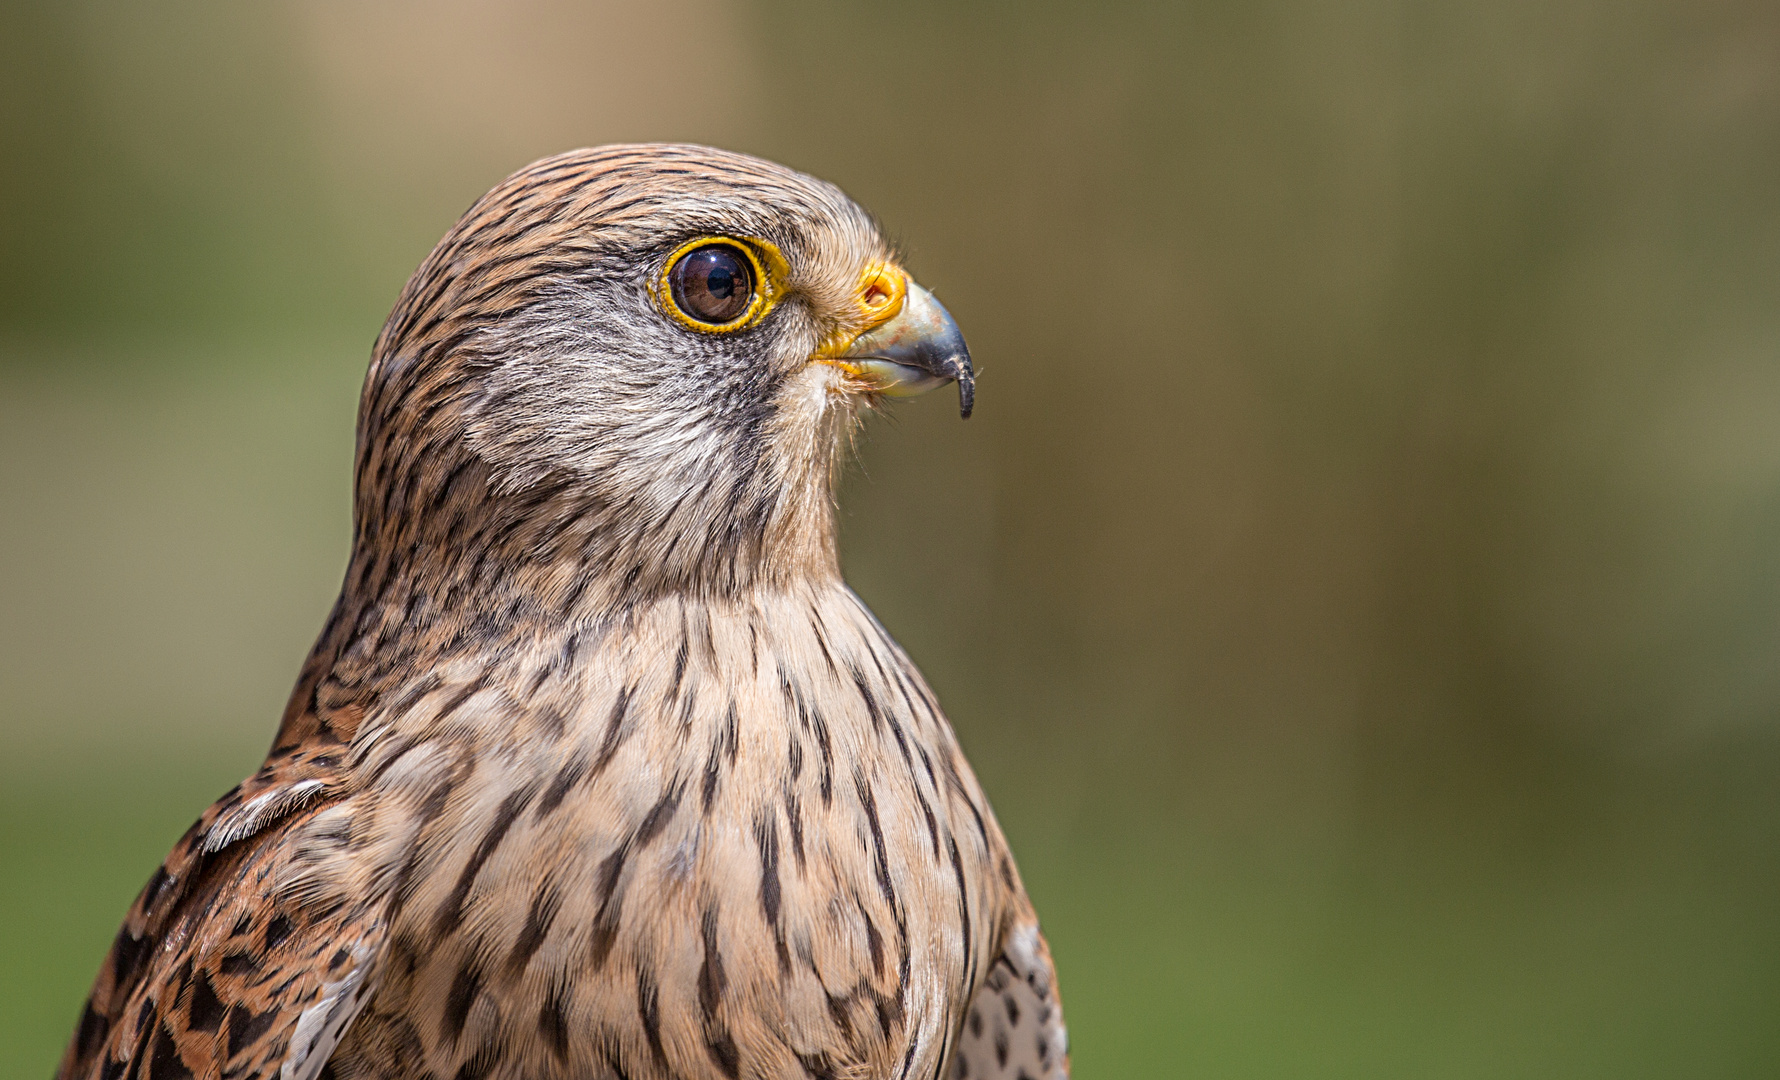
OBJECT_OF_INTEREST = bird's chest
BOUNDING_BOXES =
[328,619,1003,1080]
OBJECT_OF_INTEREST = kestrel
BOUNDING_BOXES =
[57,145,1067,1080]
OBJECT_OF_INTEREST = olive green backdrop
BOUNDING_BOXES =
[4,1,1779,1076]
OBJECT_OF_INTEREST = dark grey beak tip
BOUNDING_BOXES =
[952,360,975,419]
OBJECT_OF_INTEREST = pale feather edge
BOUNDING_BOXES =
[282,937,381,1080]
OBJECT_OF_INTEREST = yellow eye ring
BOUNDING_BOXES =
[656,236,788,334]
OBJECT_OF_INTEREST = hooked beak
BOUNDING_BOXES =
[834,281,975,418]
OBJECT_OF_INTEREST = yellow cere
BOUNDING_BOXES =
[812,262,909,365]
[655,235,790,334]
[855,262,907,330]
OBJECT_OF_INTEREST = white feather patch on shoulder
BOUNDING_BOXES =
[202,779,328,854]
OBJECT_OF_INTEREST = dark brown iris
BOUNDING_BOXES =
[668,244,755,325]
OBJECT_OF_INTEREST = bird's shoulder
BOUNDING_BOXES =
[56,715,382,1080]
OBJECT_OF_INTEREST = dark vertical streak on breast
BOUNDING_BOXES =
[535,752,590,819]
[669,635,689,701]
[784,786,807,871]
[947,834,974,988]
[436,783,538,936]
[443,957,483,1043]
[851,667,884,732]
[679,684,699,736]
[590,684,635,776]
[756,813,783,927]
[698,907,727,1021]
[918,795,941,861]
[939,751,992,855]
[588,782,680,969]
[432,675,489,724]
[855,773,899,911]
[708,1031,742,1079]
[756,810,791,972]
[702,703,739,815]
[637,782,683,845]
[695,606,718,669]
[499,877,557,977]
[538,980,571,1061]
[394,754,474,907]
[809,604,839,676]
[812,706,835,805]
[638,968,667,1068]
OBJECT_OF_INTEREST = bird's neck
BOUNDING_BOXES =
[276,524,853,755]
[348,460,841,618]
[278,439,850,742]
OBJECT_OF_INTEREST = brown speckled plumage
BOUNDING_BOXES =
[58,144,1067,1080]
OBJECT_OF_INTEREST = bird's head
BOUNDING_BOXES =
[350,145,971,609]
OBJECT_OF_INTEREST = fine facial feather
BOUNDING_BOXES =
[58,144,1066,1080]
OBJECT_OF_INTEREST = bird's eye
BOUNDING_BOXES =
[668,244,756,325]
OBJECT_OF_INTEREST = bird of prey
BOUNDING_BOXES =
[57,144,1067,1080]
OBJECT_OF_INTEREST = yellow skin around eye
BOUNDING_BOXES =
[655,236,788,334]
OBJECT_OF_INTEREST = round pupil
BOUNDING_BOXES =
[670,245,754,324]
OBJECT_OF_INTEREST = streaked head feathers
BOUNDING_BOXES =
[351,144,958,602]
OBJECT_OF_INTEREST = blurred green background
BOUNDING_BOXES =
[5,0,1780,1075]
